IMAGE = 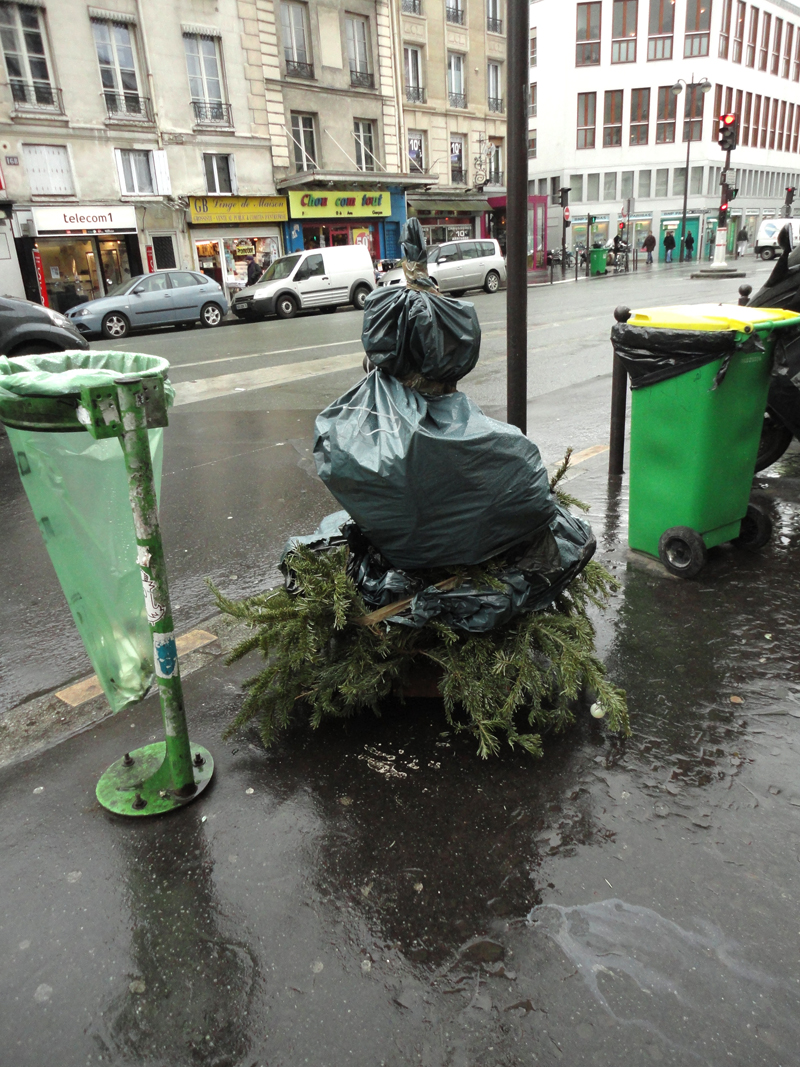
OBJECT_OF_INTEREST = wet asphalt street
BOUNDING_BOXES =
[3,260,800,1065]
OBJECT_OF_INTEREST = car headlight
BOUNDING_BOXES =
[44,307,71,327]
[73,307,93,317]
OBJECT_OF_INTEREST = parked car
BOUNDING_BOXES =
[66,270,228,339]
[231,244,374,320]
[377,238,506,295]
[755,218,800,260]
[0,294,88,356]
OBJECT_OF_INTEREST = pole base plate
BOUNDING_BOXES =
[96,742,214,816]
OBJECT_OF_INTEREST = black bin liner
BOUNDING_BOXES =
[611,322,738,389]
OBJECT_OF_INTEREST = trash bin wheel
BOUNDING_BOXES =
[658,526,708,578]
[733,503,773,551]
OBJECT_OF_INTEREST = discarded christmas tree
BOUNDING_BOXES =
[215,221,628,757]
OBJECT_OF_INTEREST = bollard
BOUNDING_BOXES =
[738,283,753,306]
[575,250,579,283]
[82,375,214,816]
[550,257,554,284]
[608,306,630,481]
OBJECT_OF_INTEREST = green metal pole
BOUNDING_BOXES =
[95,375,212,816]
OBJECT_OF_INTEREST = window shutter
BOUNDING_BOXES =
[152,149,171,195]
[114,148,129,193]
[228,153,237,194]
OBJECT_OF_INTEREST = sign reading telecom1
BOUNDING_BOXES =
[33,205,138,234]
[288,190,391,219]
[189,195,288,225]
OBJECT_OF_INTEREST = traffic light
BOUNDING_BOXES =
[729,187,739,201]
[587,214,596,227]
[618,221,625,232]
[718,113,738,151]
[786,187,796,205]
[560,187,570,208]
[719,202,729,227]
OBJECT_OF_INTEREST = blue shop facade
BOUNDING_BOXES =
[280,182,406,262]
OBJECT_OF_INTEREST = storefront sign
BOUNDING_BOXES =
[288,190,391,219]
[33,205,137,234]
[188,196,288,225]
[146,245,155,273]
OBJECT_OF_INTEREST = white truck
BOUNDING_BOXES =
[754,217,800,260]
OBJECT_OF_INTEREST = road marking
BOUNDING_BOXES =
[173,350,365,405]
[177,337,361,371]
[570,443,609,465]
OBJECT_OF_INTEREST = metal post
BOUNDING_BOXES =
[506,0,528,433]
[713,147,732,267]
[94,375,213,816]
[608,306,631,481]
[679,132,691,263]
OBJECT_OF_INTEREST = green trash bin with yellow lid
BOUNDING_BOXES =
[611,303,800,577]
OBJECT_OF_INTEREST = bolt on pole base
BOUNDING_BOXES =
[96,742,214,817]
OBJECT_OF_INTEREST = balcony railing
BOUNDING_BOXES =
[451,168,467,184]
[446,6,465,25]
[103,92,154,122]
[488,96,504,113]
[402,0,422,12]
[350,69,375,89]
[405,85,426,103]
[449,91,467,108]
[487,16,503,33]
[285,59,314,79]
[485,170,504,186]
[191,100,233,125]
[9,81,64,113]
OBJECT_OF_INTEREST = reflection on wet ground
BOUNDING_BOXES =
[2,450,800,1065]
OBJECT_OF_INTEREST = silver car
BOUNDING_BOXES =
[66,270,228,339]
[377,238,506,295]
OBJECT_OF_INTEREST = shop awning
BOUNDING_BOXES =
[408,199,492,215]
[277,170,438,190]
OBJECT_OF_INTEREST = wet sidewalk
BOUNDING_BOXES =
[2,446,800,1066]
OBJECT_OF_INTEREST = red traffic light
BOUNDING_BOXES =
[721,202,729,212]
[721,113,736,125]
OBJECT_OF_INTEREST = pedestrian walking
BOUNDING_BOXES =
[737,227,749,257]
[664,231,676,263]
[643,231,656,265]
[684,231,694,261]
[246,255,261,286]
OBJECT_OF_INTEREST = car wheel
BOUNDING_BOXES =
[276,294,298,319]
[451,289,467,297]
[200,303,223,328]
[759,248,775,261]
[484,270,501,293]
[9,341,63,355]
[657,526,707,578]
[352,285,371,311]
[754,410,794,471]
[733,503,773,551]
[102,312,130,339]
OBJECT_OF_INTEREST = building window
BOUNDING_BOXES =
[408,129,425,172]
[577,91,596,148]
[630,87,650,143]
[742,91,752,145]
[116,148,161,195]
[761,95,770,147]
[778,99,787,149]
[603,172,617,200]
[759,12,771,71]
[487,0,503,34]
[612,0,638,63]
[684,0,712,57]
[655,167,668,195]
[656,84,676,142]
[673,167,686,196]
[683,83,704,141]
[603,89,623,145]
[648,0,673,59]
[346,15,374,88]
[447,53,466,107]
[528,132,537,158]
[772,18,783,75]
[719,0,731,58]
[746,6,758,67]
[450,135,465,183]
[21,143,74,194]
[769,97,778,149]
[530,28,537,65]
[184,34,229,124]
[354,119,375,170]
[587,173,600,200]
[529,82,537,116]
[794,27,800,79]
[570,174,583,200]
[576,3,601,65]
[204,154,233,194]
[638,169,651,197]
[405,47,425,102]
[783,23,793,78]
[550,176,560,205]
[0,3,59,108]
[446,0,465,25]
[732,1,745,62]
[92,19,147,118]
[488,62,503,111]
[621,170,634,197]
[281,1,313,78]
[290,113,316,170]
[488,139,503,184]
[402,0,422,12]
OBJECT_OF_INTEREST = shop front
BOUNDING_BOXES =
[285,188,399,261]
[483,195,506,256]
[29,205,142,313]
[407,195,492,249]
[628,214,654,253]
[658,212,701,262]
[188,195,288,301]
[570,215,610,251]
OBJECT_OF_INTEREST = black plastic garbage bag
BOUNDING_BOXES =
[611,322,737,389]
[280,508,596,633]
[313,370,557,570]
[361,217,481,382]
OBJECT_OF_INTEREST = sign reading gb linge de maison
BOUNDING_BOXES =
[189,196,288,225]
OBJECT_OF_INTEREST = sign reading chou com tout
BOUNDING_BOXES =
[188,195,288,225]
[288,190,391,219]
[32,205,138,234]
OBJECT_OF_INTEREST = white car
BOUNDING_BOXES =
[755,218,800,260]
[377,238,506,295]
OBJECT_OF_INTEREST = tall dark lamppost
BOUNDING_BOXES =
[672,75,712,263]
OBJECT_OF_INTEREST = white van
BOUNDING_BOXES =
[754,217,800,260]
[231,244,374,320]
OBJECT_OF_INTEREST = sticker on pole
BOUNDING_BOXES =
[153,632,178,679]
[141,571,167,625]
